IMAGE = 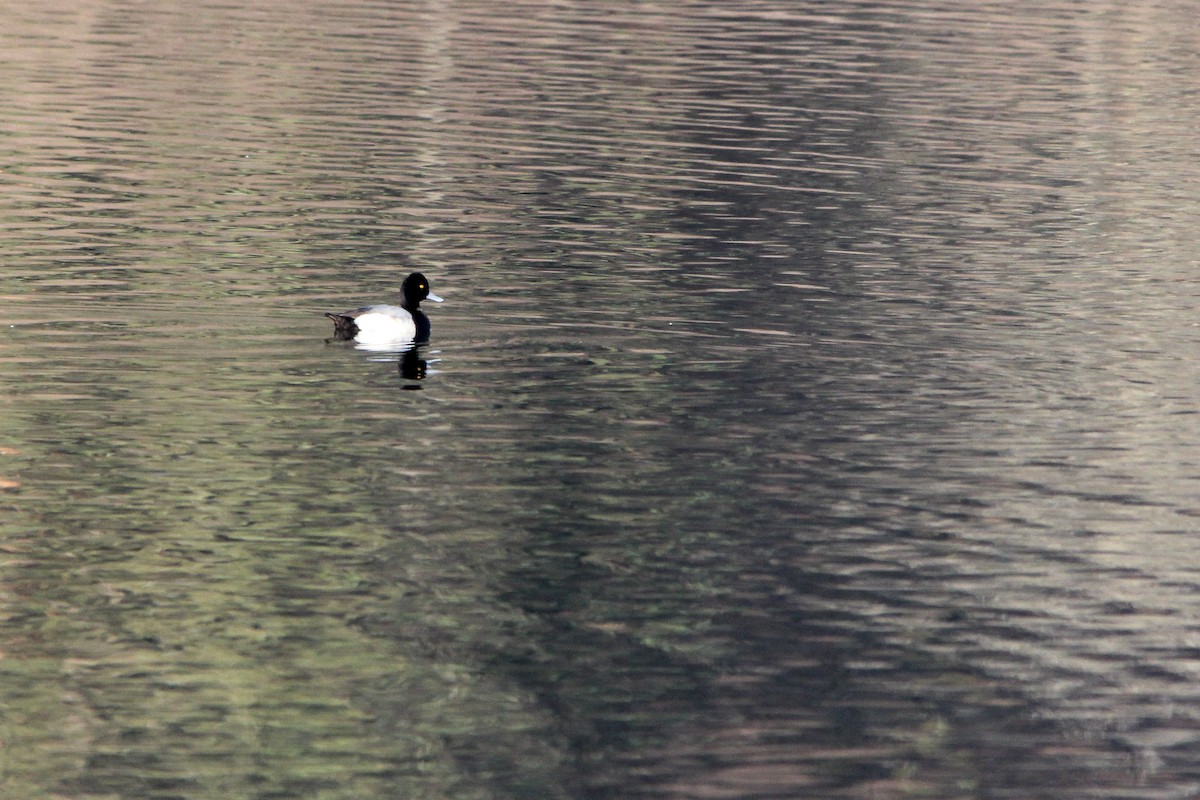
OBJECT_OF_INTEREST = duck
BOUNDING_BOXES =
[325,272,443,345]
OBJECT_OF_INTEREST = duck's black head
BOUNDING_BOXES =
[401,272,443,310]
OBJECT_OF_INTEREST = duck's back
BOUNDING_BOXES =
[327,304,416,343]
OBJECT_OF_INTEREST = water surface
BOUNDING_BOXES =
[3,1,1200,798]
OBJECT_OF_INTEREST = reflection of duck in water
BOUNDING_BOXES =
[325,272,443,345]
[399,347,427,383]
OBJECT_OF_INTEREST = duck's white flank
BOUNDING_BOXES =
[351,305,416,343]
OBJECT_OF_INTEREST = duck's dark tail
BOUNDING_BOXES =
[325,313,358,340]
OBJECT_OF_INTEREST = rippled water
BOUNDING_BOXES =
[4,1,1200,797]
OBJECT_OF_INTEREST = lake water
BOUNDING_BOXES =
[3,1,1200,797]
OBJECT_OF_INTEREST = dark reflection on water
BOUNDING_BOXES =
[3,0,1200,797]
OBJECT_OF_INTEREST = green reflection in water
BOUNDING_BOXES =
[0,324,578,798]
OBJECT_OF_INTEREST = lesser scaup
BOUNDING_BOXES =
[325,272,443,344]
